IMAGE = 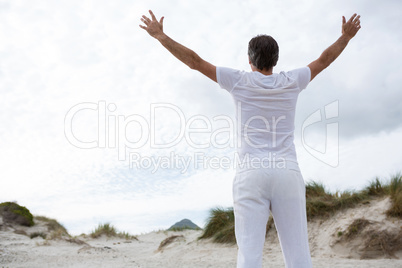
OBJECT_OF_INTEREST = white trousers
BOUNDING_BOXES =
[233,162,312,268]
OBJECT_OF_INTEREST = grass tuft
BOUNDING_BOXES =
[90,223,137,240]
[306,185,368,219]
[213,222,236,244]
[90,223,117,238]
[0,202,34,226]
[344,218,370,239]
[386,173,402,217]
[34,216,70,240]
[306,181,329,198]
[35,216,68,233]
[198,207,235,244]
[158,235,184,251]
[30,232,47,239]
[364,178,388,196]
[361,229,402,259]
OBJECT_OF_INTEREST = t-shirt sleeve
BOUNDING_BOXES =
[287,67,311,91]
[216,66,243,93]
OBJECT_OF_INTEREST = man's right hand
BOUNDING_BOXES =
[342,13,361,40]
[139,9,217,82]
[140,10,165,39]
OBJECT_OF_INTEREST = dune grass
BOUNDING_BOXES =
[306,173,402,219]
[30,216,88,245]
[34,216,69,239]
[90,223,137,240]
[198,207,236,244]
[386,173,402,217]
[90,223,117,238]
[361,229,402,259]
[344,218,370,239]
[200,173,402,244]
[336,217,402,258]
[305,182,368,219]
[32,218,136,243]
[0,202,34,227]
[35,216,68,232]
[30,232,47,239]
[158,235,184,251]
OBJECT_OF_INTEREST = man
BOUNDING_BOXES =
[140,10,361,268]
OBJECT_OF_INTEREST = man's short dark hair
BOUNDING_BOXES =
[248,35,279,71]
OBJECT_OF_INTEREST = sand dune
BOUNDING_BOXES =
[1,197,402,267]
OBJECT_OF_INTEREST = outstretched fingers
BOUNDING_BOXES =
[139,10,158,29]
[352,15,361,31]
[354,15,361,25]
[149,10,157,21]
[139,18,146,30]
[341,13,362,38]
[141,15,151,25]
[139,10,164,38]
[348,13,357,23]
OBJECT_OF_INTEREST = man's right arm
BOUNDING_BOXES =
[140,10,217,82]
[308,13,361,81]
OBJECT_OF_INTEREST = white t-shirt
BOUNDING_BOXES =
[217,66,311,166]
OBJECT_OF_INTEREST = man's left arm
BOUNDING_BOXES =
[140,10,217,82]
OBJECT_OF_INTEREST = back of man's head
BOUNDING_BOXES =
[248,35,279,71]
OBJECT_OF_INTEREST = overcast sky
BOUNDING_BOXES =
[1,0,401,235]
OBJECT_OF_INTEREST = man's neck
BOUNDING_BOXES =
[251,65,273,76]
[256,69,273,76]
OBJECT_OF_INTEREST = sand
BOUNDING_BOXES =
[1,197,402,267]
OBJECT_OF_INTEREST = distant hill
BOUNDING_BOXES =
[168,219,201,231]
